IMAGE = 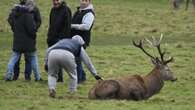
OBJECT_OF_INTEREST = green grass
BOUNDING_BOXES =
[0,0,195,110]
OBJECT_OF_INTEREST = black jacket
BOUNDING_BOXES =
[71,8,95,48]
[8,7,37,52]
[32,6,42,31]
[47,2,72,47]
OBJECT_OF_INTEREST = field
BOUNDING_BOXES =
[0,0,195,110]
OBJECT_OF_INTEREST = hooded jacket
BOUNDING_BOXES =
[47,2,72,47]
[8,5,37,52]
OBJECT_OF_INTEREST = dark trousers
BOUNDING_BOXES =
[76,45,87,84]
[76,58,86,83]
[13,55,32,80]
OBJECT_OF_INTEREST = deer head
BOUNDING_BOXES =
[133,34,177,82]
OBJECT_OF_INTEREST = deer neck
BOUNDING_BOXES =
[144,67,164,98]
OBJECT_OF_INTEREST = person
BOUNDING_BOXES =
[12,0,42,80]
[71,0,95,84]
[5,0,41,81]
[47,0,72,82]
[45,35,102,98]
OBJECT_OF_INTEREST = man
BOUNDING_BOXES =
[47,0,72,82]
[71,0,95,83]
[45,35,102,98]
[12,0,42,80]
[5,0,41,81]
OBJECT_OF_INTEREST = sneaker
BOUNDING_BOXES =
[5,78,12,81]
[4,76,12,81]
[35,78,43,81]
[49,89,56,98]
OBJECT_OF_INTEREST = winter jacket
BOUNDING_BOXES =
[8,6,37,52]
[71,4,95,48]
[47,2,72,47]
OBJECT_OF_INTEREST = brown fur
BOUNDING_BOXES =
[88,67,169,100]
[89,37,176,100]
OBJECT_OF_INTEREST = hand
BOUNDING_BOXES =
[44,64,48,72]
[94,75,102,80]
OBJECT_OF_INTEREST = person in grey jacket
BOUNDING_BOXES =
[45,35,102,98]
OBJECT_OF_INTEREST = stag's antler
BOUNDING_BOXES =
[132,40,155,60]
[145,34,173,64]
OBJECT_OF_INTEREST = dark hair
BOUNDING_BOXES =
[19,0,27,5]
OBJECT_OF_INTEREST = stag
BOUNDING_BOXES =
[88,35,177,100]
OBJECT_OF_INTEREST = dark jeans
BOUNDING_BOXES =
[13,55,32,80]
[76,58,86,84]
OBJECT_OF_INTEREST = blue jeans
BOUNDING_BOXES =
[13,55,32,80]
[76,58,86,83]
[5,51,41,80]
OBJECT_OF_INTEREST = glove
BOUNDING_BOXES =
[44,64,48,72]
[94,75,102,80]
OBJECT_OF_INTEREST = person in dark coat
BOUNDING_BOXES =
[47,0,72,82]
[71,0,95,83]
[10,0,42,80]
[5,0,41,81]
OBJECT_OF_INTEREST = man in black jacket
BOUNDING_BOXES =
[47,0,72,82]
[5,0,41,81]
[10,0,42,80]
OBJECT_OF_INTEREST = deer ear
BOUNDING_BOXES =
[151,58,161,67]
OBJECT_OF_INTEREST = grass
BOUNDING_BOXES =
[0,0,195,110]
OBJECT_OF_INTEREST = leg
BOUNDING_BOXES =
[47,50,61,97]
[13,56,21,80]
[93,80,120,99]
[24,55,32,80]
[25,52,41,81]
[57,68,63,82]
[58,50,77,93]
[186,0,190,10]
[192,0,195,9]
[173,0,181,9]
[76,58,86,84]
[5,51,21,80]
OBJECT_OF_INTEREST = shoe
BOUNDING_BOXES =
[35,78,43,81]
[49,89,56,98]
[57,77,64,82]
[78,79,86,84]
[4,76,12,81]
[5,78,12,81]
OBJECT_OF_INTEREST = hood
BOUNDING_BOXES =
[12,4,29,16]
[80,4,94,11]
[72,35,85,45]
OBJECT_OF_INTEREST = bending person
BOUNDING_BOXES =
[45,35,102,98]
